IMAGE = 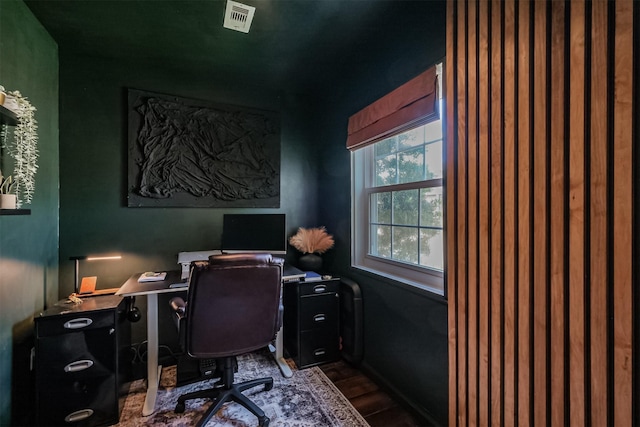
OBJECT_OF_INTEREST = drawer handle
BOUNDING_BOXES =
[313,314,326,322]
[313,348,326,357]
[63,318,93,329]
[64,359,94,373]
[64,409,94,423]
[313,285,327,293]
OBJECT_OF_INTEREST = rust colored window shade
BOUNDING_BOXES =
[346,65,439,151]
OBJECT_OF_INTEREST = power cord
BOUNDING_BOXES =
[129,341,179,364]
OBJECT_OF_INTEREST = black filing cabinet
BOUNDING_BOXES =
[284,278,340,368]
[34,295,130,427]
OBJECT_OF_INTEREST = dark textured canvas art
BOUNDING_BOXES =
[127,89,280,207]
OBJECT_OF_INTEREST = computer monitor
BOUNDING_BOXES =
[221,213,287,255]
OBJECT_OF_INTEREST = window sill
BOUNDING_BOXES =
[350,264,446,301]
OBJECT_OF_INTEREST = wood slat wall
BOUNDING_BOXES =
[445,0,638,425]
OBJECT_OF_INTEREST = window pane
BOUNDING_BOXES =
[371,192,391,224]
[392,189,419,226]
[392,226,419,264]
[398,126,424,149]
[370,224,391,258]
[398,146,425,184]
[423,118,443,141]
[374,135,397,157]
[425,139,443,179]
[373,123,442,187]
[420,228,444,270]
[420,187,443,227]
[375,154,397,186]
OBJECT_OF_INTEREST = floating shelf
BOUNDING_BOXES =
[0,209,31,215]
[0,105,18,126]
[0,105,27,216]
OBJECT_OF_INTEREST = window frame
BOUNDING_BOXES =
[350,64,445,295]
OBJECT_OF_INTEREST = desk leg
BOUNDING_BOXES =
[142,293,161,416]
[271,327,292,378]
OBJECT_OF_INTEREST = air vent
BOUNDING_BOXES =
[223,0,255,33]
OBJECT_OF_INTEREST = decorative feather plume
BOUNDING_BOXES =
[289,226,335,254]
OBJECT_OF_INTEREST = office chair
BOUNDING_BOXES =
[168,253,283,427]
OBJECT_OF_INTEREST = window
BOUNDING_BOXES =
[350,64,444,294]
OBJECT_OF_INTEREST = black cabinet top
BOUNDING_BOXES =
[36,295,124,319]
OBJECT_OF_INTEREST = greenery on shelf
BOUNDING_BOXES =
[0,85,38,207]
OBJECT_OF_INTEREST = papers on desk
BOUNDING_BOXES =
[138,271,167,282]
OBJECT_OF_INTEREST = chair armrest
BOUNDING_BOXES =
[170,297,186,318]
[169,297,187,350]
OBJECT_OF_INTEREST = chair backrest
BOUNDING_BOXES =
[184,253,283,358]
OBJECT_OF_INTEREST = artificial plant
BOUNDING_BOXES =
[0,85,38,207]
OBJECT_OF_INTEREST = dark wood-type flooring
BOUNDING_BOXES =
[319,359,431,427]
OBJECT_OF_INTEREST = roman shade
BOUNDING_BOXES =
[346,65,439,150]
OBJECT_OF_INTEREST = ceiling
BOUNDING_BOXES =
[24,0,446,99]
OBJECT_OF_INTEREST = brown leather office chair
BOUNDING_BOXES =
[169,253,283,427]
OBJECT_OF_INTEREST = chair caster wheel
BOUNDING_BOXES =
[259,415,270,426]
[175,402,185,413]
[265,382,273,391]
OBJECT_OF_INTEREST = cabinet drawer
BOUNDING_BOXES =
[299,294,339,331]
[299,329,340,368]
[37,374,117,427]
[298,279,339,296]
[36,311,115,337]
[36,328,116,380]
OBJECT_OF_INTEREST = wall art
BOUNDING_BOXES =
[127,89,280,208]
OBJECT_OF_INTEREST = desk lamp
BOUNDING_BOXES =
[69,254,122,294]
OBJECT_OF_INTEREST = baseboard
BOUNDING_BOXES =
[359,360,445,427]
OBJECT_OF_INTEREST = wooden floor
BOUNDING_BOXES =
[319,359,429,427]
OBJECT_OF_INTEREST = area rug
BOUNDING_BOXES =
[116,350,369,426]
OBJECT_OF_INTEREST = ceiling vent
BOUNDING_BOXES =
[223,0,255,34]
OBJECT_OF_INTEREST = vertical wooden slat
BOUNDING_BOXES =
[467,0,479,424]
[549,1,566,426]
[477,1,491,424]
[568,1,587,425]
[502,1,516,426]
[612,0,634,425]
[455,0,469,425]
[446,1,459,426]
[490,0,503,424]
[516,1,532,425]
[589,0,608,425]
[532,0,548,425]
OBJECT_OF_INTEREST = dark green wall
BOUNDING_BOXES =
[316,1,448,423]
[0,0,59,424]
[57,55,322,347]
[42,0,446,424]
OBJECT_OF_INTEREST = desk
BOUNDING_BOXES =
[116,270,293,416]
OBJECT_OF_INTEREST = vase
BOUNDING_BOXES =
[298,253,323,272]
[2,96,18,113]
[0,194,16,209]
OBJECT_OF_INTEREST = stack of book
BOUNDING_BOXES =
[303,271,322,282]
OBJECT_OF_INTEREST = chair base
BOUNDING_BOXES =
[174,356,273,427]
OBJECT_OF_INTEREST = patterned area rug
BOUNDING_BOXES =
[116,350,369,426]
